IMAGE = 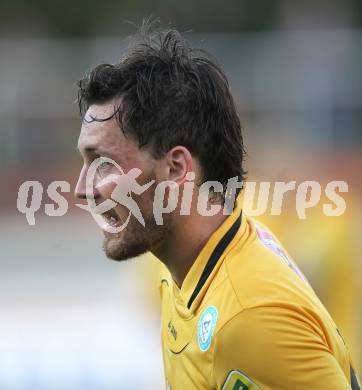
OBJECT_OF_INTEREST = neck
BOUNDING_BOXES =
[152,209,228,288]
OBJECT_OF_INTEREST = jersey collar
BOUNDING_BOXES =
[173,195,246,314]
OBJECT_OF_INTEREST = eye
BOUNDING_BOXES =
[99,160,111,169]
[96,159,113,178]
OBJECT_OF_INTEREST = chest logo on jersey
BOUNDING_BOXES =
[198,305,218,352]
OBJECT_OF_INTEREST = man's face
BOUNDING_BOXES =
[75,101,170,261]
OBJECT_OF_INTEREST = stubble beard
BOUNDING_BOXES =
[102,208,172,261]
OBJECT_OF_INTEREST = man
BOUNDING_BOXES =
[75,25,360,389]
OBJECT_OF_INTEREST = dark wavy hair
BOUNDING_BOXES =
[77,21,246,200]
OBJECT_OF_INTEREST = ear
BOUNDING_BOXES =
[164,146,193,186]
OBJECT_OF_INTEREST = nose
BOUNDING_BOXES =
[74,164,100,200]
[74,165,87,200]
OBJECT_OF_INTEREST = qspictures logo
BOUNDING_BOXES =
[16,157,349,229]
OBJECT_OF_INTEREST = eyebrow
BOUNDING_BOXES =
[77,145,105,156]
[77,144,96,152]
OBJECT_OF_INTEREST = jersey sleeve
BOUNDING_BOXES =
[212,306,352,390]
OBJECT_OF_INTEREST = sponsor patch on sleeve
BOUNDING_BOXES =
[256,224,307,282]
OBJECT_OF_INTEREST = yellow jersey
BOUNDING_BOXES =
[159,198,360,389]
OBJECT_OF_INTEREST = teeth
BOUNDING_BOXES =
[103,214,119,226]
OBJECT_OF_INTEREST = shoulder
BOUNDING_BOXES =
[211,305,351,390]
[198,215,321,338]
[223,215,314,310]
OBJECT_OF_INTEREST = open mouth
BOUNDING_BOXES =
[102,209,122,228]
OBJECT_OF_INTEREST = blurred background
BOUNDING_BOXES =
[0,0,361,389]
